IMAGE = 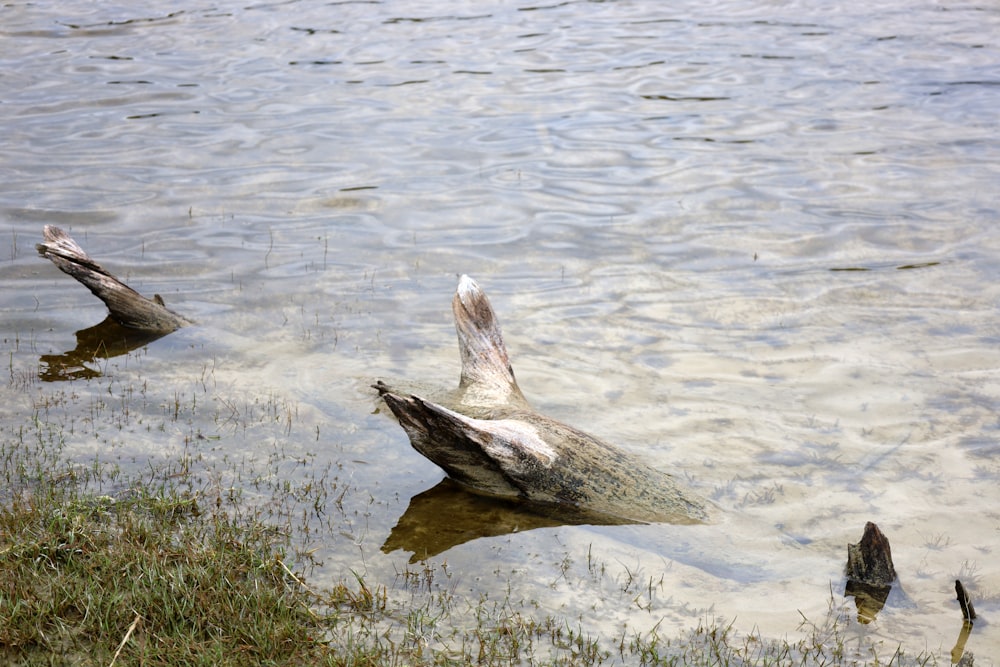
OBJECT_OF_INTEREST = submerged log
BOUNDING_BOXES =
[375,275,713,525]
[36,225,192,334]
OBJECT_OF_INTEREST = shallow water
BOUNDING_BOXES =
[3,0,999,660]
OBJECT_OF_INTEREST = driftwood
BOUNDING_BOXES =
[844,521,898,623]
[36,225,192,334]
[843,521,981,666]
[375,275,712,525]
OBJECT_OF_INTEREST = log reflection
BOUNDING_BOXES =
[950,620,973,666]
[844,579,892,624]
[382,477,634,563]
[39,317,168,381]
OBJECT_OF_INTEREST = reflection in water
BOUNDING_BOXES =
[843,579,891,624]
[950,581,977,665]
[39,317,169,382]
[382,478,634,563]
[950,620,974,666]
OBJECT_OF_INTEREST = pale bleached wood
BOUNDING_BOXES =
[37,225,191,334]
[376,275,712,525]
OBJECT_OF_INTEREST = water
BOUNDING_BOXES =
[2,0,999,660]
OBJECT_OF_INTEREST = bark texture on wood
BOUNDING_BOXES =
[376,382,710,524]
[844,521,897,624]
[375,276,713,526]
[846,521,897,587]
[37,225,192,333]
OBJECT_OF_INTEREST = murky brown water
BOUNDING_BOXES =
[3,0,999,661]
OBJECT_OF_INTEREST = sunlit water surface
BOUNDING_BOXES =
[2,0,999,661]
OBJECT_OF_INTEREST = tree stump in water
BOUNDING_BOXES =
[844,521,897,623]
[37,225,192,334]
[955,579,976,622]
[846,521,897,586]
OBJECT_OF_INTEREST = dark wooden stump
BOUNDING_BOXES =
[846,521,897,586]
[844,522,897,623]
[955,579,976,622]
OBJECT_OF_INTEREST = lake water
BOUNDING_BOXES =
[2,0,999,661]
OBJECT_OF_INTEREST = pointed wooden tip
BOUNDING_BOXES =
[456,274,480,300]
[846,521,897,587]
[37,225,192,333]
[450,275,526,411]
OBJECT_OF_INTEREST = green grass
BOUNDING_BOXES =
[0,482,329,665]
[0,461,948,667]
[0,368,949,666]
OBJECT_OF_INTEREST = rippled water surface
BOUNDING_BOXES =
[3,0,999,661]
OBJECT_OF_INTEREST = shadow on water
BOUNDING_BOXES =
[382,477,636,563]
[39,316,171,382]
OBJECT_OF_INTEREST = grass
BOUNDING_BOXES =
[0,505,945,667]
[0,480,327,665]
[0,450,949,667]
[0,357,951,666]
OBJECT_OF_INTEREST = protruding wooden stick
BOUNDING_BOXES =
[955,579,977,622]
[109,613,141,667]
[37,225,192,333]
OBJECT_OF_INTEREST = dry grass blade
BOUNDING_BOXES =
[108,613,141,667]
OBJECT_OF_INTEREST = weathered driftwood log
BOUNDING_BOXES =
[36,225,192,334]
[375,275,712,525]
[844,521,898,623]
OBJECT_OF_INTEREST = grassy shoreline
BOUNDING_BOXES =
[1,450,948,665]
[0,376,946,666]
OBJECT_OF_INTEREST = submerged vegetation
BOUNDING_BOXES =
[0,351,951,666]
